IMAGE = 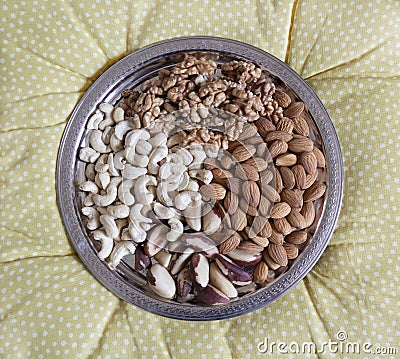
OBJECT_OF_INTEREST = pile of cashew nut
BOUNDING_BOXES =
[78,102,223,275]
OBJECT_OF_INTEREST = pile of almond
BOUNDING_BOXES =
[79,55,327,305]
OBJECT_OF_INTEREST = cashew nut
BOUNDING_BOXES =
[125,129,151,167]
[93,229,114,260]
[188,144,207,169]
[148,132,168,148]
[128,219,147,243]
[118,179,135,206]
[166,217,184,242]
[171,147,193,166]
[86,112,103,130]
[159,162,186,180]
[89,129,111,153]
[148,145,168,174]
[122,164,147,180]
[134,175,157,206]
[188,169,213,185]
[79,147,100,163]
[100,214,120,239]
[184,199,202,232]
[94,153,109,173]
[81,207,100,230]
[79,180,99,194]
[112,106,124,123]
[108,241,136,269]
[95,172,110,190]
[98,103,115,130]
[156,182,178,207]
[174,191,201,210]
[107,204,130,219]
[109,133,124,152]
[153,202,176,220]
[93,177,122,207]
[136,139,153,155]
[129,203,153,225]
[85,163,96,181]
[107,153,120,176]
[113,150,126,170]
[114,120,136,140]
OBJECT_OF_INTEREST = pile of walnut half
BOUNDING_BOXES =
[78,56,327,305]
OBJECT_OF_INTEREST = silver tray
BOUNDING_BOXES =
[56,36,344,320]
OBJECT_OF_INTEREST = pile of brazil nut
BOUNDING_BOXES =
[78,55,327,304]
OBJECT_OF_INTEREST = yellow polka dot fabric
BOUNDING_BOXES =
[1,0,399,358]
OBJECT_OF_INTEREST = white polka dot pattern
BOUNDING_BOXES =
[0,0,399,358]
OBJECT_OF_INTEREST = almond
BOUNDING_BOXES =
[280,189,302,209]
[303,169,318,189]
[251,235,269,248]
[224,191,239,215]
[273,217,293,236]
[218,233,241,254]
[265,130,293,143]
[260,183,281,202]
[255,117,276,137]
[199,184,216,202]
[312,146,326,168]
[275,153,297,166]
[303,181,326,202]
[270,202,291,218]
[268,139,288,158]
[238,123,258,140]
[230,207,247,231]
[248,216,271,238]
[239,198,259,217]
[259,143,270,160]
[260,169,273,185]
[292,116,310,136]
[273,90,292,108]
[268,226,284,245]
[245,136,264,146]
[283,101,304,118]
[279,166,295,189]
[262,249,281,270]
[253,260,269,283]
[220,155,235,170]
[285,230,307,244]
[244,157,269,172]
[235,163,260,181]
[300,202,316,227]
[288,136,314,153]
[283,243,299,259]
[257,195,272,217]
[291,164,307,189]
[209,183,227,200]
[286,209,307,229]
[299,152,317,174]
[232,144,256,162]
[274,167,284,193]
[226,177,242,194]
[238,241,264,253]
[267,243,288,267]
[276,117,294,133]
[243,181,261,208]
[203,158,220,170]
[227,140,241,152]
[211,168,232,186]
[258,219,272,238]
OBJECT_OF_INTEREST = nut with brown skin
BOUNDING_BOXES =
[218,233,241,254]
[224,191,239,215]
[273,90,292,108]
[267,243,288,267]
[215,254,253,285]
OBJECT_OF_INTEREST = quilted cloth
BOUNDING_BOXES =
[1,0,399,358]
